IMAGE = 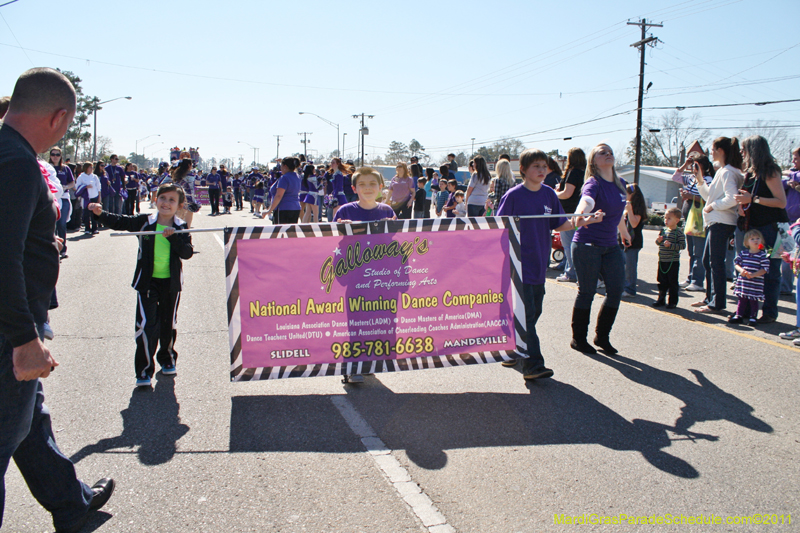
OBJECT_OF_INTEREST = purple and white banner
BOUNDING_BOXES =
[225,217,527,381]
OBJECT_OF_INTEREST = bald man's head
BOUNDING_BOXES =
[9,68,76,116]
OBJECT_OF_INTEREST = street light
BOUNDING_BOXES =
[471,137,475,156]
[299,112,340,157]
[342,133,347,158]
[135,134,160,159]
[237,141,259,166]
[92,96,132,161]
[142,141,164,163]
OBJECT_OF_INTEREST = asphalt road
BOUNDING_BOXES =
[4,204,799,533]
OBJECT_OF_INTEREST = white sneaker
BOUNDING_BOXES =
[43,322,54,340]
[794,338,800,347]
[556,274,574,282]
[345,374,365,383]
[679,280,690,288]
[685,284,704,292]
[779,328,800,340]
[621,291,635,298]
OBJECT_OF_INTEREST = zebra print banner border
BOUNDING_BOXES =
[224,216,527,381]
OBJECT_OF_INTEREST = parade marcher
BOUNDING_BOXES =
[262,157,301,224]
[334,167,396,383]
[206,166,221,215]
[105,154,125,214]
[300,163,319,223]
[733,135,788,323]
[0,66,114,533]
[570,144,631,355]
[171,159,201,229]
[232,172,243,210]
[124,163,139,215]
[329,157,350,218]
[88,183,194,386]
[246,167,263,213]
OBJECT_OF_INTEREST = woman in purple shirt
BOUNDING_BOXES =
[570,144,631,355]
[49,147,73,257]
[388,162,415,219]
[262,157,302,224]
[330,157,351,218]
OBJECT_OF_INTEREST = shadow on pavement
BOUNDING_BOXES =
[585,352,773,435]
[228,362,769,479]
[70,374,189,466]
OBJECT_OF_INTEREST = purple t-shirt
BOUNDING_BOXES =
[445,191,456,218]
[275,171,301,211]
[497,183,566,285]
[573,176,627,248]
[333,202,395,222]
[206,173,221,189]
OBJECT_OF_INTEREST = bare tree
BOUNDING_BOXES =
[737,120,794,167]
[644,110,710,167]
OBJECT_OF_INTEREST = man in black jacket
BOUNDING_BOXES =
[0,67,114,533]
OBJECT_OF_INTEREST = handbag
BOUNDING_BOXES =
[685,199,705,237]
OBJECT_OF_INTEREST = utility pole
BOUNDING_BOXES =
[352,113,374,166]
[628,18,661,184]
[274,135,282,162]
[298,132,312,159]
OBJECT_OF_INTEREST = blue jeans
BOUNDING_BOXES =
[754,223,782,319]
[521,283,546,371]
[559,228,576,280]
[780,261,794,294]
[0,330,92,530]
[624,247,641,295]
[57,198,70,254]
[703,223,735,310]
[686,234,706,286]
[572,242,625,310]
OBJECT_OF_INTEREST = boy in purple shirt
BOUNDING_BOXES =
[497,149,602,380]
[442,179,458,218]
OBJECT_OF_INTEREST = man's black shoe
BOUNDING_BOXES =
[89,477,115,511]
[756,315,777,324]
[523,367,554,380]
[55,478,114,533]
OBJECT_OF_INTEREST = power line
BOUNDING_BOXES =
[646,98,800,111]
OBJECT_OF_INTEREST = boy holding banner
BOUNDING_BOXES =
[497,149,603,380]
[88,184,194,387]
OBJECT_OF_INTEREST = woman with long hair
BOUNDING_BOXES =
[329,157,350,218]
[693,137,744,314]
[487,159,516,214]
[388,161,415,219]
[621,183,648,297]
[300,163,319,223]
[569,144,630,355]
[733,135,787,323]
[49,147,74,258]
[556,147,587,283]
[672,153,714,292]
[172,158,201,228]
[466,155,491,216]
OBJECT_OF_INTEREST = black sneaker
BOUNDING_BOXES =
[523,367,554,380]
[728,315,744,324]
[756,315,777,324]
[652,300,665,308]
[501,359,518,367]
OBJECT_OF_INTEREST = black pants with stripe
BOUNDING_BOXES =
[135,278,180,379]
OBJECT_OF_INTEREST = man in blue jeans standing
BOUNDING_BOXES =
[0,68,114,533]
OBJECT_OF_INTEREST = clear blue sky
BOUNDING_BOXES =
[1,0,798,166]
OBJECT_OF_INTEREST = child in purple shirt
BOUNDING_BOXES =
[333,167,395,383]
[497,149,602,380]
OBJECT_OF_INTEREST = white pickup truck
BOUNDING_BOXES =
[650,197,678,214]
